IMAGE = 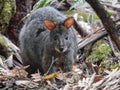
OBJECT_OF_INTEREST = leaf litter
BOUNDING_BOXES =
[0,35,119,90]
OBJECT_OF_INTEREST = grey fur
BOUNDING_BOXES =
[19,6,78,74]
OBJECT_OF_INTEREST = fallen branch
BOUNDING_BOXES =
[78,29,107,49]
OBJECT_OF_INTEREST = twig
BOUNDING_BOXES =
[44,56,56,75]
[78,29,107,50]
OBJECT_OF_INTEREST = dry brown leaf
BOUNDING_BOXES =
[0,76,7,80]
[19,65,30,70]
[93,75,104,83]
[85,61,93,71]
[43,72,58,80]
[72,64,78,71]
[11,66,28,78]
[11,69,28,78]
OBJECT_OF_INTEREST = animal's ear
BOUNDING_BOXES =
[63,17,74,28]
[44,20,56,30]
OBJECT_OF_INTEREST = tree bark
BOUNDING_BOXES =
[85,0,120,50]
[6,0,38,45]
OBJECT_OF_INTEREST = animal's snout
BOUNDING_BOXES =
[59,47,64,52]
[55,46,67,53]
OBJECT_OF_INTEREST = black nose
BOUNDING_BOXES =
[59,47,64,52]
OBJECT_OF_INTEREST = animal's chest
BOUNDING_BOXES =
[52,52,67,69]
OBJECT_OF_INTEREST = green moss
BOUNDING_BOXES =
[111,63,120,69]
[2,1,12,24]
[107,11,115,16]
[87,40,112,62]
[100,60,111,68]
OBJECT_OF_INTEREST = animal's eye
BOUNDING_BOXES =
[54,35,58,40]
[65,36,68,40]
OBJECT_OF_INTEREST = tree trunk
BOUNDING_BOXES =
[6,0,38,45]
[86,0,120,50]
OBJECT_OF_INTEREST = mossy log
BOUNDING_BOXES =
[0,34,13,58]
[0,0,16,34]
[0,34,21,63]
